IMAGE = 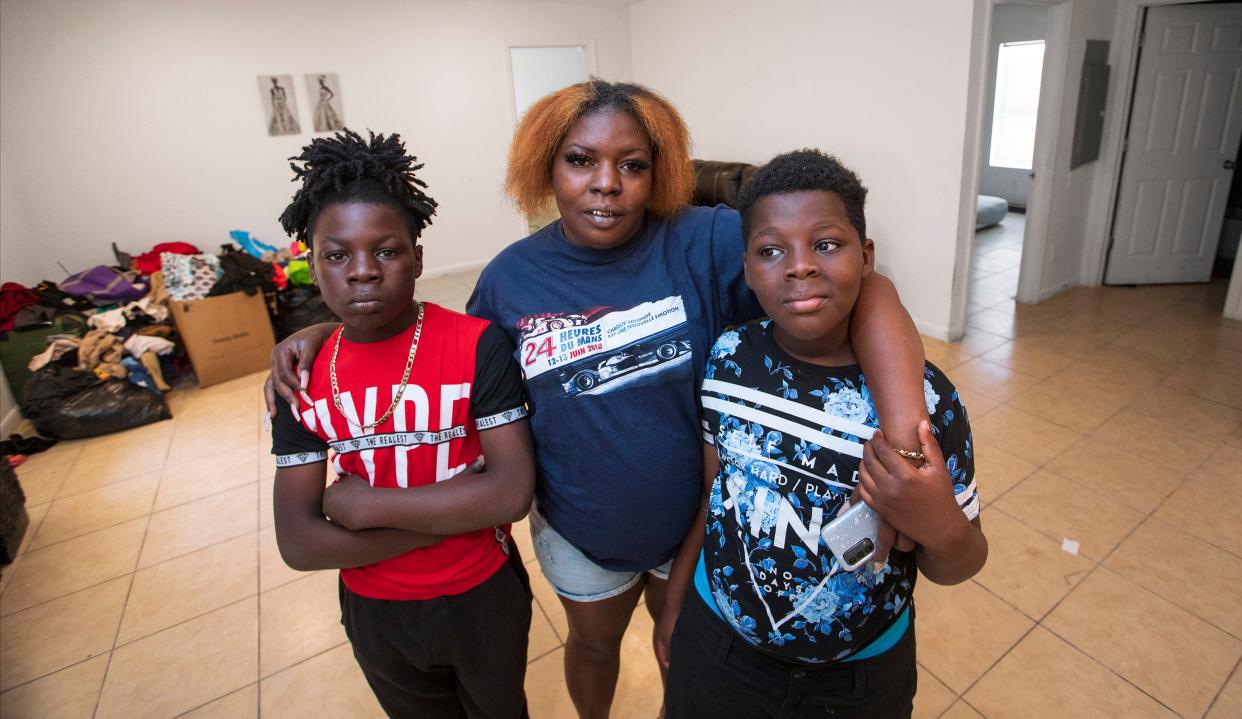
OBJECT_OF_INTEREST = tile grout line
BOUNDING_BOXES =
[912,661,961,713]
[1036,609,1183,717]
[256,448,263,718]
[0,527,267,620]
[533,590,565,645]
[953,620,1041,707]
[89,431,171,719]
[1201,655,1240,719]
[1094,559,1242,643]
[251,638,351,687]
[1019,477,1205,717]
[0,654,105,698]
[951,467,1156,706]
[526,643,564,666]
[959,556,1178,717]
[25,470,262,556]
[47,441,263,505]
[171,682,258,719]
[116,591,257,652]
[928,306,1232,713]
[944,228,1050,709]
[955,696,988,718]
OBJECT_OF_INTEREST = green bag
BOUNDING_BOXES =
[285,260,313,286]
[0,313,88,405]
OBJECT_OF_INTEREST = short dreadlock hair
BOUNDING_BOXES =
[734,149,868,242]
[279,129,437,246]
[506,80,694,217]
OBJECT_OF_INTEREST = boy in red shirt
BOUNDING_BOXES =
[269,130,536,718]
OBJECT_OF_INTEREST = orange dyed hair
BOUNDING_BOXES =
[506,80,694,218]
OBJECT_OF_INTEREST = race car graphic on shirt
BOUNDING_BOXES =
[517,296,691,397]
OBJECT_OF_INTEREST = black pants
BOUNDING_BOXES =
[339,551,533,719]
[665,593,917,719]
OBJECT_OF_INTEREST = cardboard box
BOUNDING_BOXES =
[168,291,275,387]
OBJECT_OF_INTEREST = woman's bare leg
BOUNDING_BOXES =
[560,579,646,719]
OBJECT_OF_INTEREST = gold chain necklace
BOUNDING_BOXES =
[329,302,424,433]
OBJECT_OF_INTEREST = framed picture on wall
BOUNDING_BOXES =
[258,75,301,136]
[305,73,344,133]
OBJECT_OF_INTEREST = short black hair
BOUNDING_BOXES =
[734,149,868,241]
[279,129,437,246]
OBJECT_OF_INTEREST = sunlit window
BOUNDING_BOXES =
[989,40,1045,170]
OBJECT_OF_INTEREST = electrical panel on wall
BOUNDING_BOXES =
[1071,39,1111,170]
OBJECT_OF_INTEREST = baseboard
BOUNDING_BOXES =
[1034,277,1079,303]
[914,318,953,342]
[420,258,489,281]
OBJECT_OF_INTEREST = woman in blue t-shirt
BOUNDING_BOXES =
[267,80,927,719]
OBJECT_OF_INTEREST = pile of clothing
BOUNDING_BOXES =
[1,263,182,440]
[1,229,339,442]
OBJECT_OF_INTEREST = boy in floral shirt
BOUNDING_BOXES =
[657,149,987,718]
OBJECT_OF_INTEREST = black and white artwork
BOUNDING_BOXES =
[305,73,345,133]
[258,75,301,136]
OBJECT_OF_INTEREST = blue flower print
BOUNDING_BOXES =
[823,387,871,425]
[712,577,758,640]
[787,581,841,625]
[763,431,784,457]
[708,476,726,516]
[712,330,742,360]
[923,378,941,415]
[793,439,820,464]
[946,453,965,482]
[720,427,762,464]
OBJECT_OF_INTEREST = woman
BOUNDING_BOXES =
[313,75,343,133]
[268,80,926,719]
[268,77,299,135]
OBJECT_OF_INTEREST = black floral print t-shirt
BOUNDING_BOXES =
[699,319,978,663]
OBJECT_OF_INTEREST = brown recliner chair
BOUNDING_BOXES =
[692,159,758,208]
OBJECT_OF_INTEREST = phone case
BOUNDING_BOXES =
[822,501,879,572]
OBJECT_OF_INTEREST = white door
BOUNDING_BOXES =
[1105,3,1242,285]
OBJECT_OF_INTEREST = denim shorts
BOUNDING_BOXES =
[529,504,672,602]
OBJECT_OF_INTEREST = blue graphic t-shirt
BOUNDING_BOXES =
[700,319,978,663]
[467,206,762,571]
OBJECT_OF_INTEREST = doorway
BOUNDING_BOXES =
[1103,1,1242,287]
[505,43,595,234]
[969,2,1052,313]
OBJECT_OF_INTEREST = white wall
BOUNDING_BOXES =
[0,0,631,427]
[1,148,34,434]
[1037,0,1119,296]
[0,149,39,286]
[979,1,1049,206]
[0,0,633,287]
[629,0,981,339]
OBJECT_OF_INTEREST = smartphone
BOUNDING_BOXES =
[822,501,879,572]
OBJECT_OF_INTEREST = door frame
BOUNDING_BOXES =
[953,0,1072,338]
[1016,0,1073,305]
[1082,0,1242,318]
[502,40,598,240]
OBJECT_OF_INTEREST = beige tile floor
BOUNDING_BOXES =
[2,230,1241,718]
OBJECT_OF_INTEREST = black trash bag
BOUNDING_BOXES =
[32,280,96,312]
[0,433,57,457]
[274,286,339,341]
[208,247,276,297]
[1,456,27,565]
[20,365,171,440]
